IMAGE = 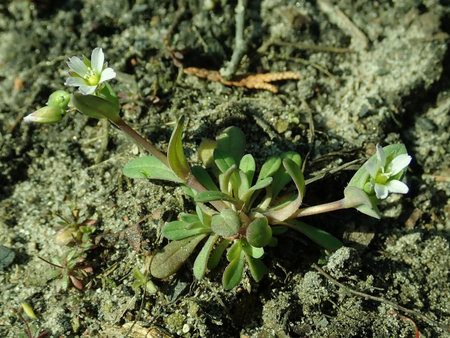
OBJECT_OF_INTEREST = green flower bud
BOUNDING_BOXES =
[47,90,70,110]
[23,105,63,124]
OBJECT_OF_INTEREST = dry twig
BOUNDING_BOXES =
[184,67,300,93]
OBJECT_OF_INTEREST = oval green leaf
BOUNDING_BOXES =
[245,254,268,282]
[150,234,207,279]
[222,248,245,289]
[193,234,219,280]
[123,156,183,183]
[211,209,240,237]
[246,217,272,248]
[162,220,211,240]
[207,238,231,270]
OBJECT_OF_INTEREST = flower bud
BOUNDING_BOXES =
[47,90,70,110]
[23,105,63,124]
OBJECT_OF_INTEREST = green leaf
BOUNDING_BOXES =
[226,240,242,261]
[167,116,190,180]
[241,176,273,202]
[237,170,251,200]
[196,205,211,227]
[207,238,231,269]
[271,152,302,198]
[150,234,207,279]
[343,186,381,219]
[195,190,238,204]
[246,217,272,248]
[198,139,217,167]
[214,127,245,173]
[241,239,264,259]
[162,220,210,240]
[245,254,268,282]
[211,209,240,237]
[286,220,342,250]
[264,158,305,221]
[193,234,219,280]
[218,165,238,196]
[223,247,245,289]
[71,93,120,122]
[179,213,200,224]
[239,154,256,185]
[191,166,219,191]
[123,156,183,183]
[257,156,281,181]
[98,82,119,110]
[267,237,278,247]
[271,226,288,235]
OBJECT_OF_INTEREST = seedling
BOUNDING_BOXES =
[25,48,411,289]
[54,205,96,249]
[39,250,93,291]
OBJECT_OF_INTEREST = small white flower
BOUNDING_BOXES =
[365,144,411,200]
[65,47,116,95]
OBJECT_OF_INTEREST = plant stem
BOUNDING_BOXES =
[114,118,169,166]
[291,199,347,218]
[114,118,231,212]
[38,256,64,269]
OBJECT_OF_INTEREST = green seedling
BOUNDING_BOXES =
[39,250,93,291]
[54,205,96,250]
[131,268,158,295]
[25,47,412,289]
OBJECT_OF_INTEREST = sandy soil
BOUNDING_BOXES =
[0,0,449,337]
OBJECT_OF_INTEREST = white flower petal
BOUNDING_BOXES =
[99,67,116,83]
[388,154,411,176]
[374,183,389,199]
[79,85,97,95]
[67,56,89,76]
[91,47,104,73]
[375,144,386,167]
[365,160,378,178]
[65,76,87,87]
[386,180,409,194]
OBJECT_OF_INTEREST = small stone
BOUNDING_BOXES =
[182,323,190,333]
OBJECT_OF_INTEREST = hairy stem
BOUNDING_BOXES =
[115,118,231,212]
[114,118,168,166]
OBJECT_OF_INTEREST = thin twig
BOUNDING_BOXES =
[312,263,450,332]
[317,0,369,50]
[18,313,33,338]
[38,256,63,269]
[220,0,248,79]
[258,39,355,54]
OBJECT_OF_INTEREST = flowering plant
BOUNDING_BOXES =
[365,144,411,199]
[65,47,116,95]
[24,47,412,289]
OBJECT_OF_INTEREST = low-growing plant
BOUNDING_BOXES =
[25,47,412,289]
[54,204,96,249]
[39,249,93,291]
